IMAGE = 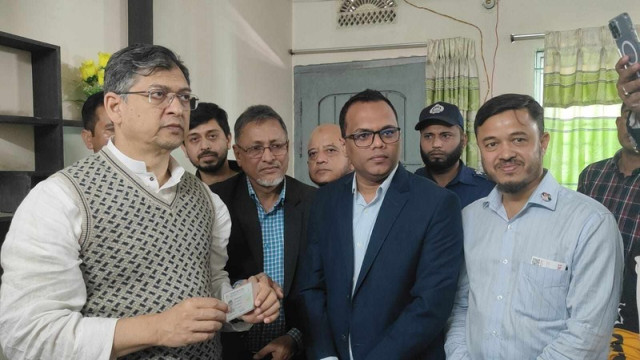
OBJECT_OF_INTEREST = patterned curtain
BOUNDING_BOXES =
[425,37,482,169]
[543,26,622,189]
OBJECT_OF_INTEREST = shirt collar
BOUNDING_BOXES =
[246,176,287,210]
[612,150,640,176]
[483,170,559,213]
[612,150,623,172]
[351,163,399,197]
[423,160,474,186]
[451,160,475,186]
[105,139,185,188]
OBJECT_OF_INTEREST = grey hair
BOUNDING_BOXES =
[234,105,288,141]
[103,44,190,95]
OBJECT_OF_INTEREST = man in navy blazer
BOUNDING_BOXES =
[299,89,464,360]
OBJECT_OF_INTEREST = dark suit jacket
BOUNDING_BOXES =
[210,174,316,356]
[299,165,463,360]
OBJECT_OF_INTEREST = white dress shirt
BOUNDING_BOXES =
[0,141,233,360]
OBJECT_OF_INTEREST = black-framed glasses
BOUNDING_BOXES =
[117,89,199,110]
[345,127,401,148]
[237,141,289,159]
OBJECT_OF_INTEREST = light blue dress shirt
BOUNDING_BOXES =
[351,164,398,293]
[446,171,624,360]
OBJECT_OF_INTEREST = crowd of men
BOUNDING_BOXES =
[0,44,638,360]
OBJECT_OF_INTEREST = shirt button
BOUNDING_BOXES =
[507,224,512,230]
[492,331,498,336]
[502,259,508,264]
[497,295,503,300]
[149,177,155,181]
[357,242,362,247]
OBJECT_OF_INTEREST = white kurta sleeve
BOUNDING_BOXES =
[0,175,117,360]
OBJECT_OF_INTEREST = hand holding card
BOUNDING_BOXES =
[239,273,281,324]
[223,283,255,322]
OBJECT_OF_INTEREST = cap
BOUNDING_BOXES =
[415,102,464,131]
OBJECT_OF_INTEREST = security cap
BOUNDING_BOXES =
[415,102,464,131]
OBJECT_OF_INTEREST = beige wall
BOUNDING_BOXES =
[293,0,638,100]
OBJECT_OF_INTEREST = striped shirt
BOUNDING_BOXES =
[446,171,624,359]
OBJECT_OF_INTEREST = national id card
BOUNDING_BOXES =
[223,282,255,321]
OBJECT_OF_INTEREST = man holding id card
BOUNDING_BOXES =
[446,94,624,359]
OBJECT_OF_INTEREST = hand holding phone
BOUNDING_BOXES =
[610,13,640,149]
[610,12,640,80]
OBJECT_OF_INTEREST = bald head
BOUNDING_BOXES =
[307,124,352,186]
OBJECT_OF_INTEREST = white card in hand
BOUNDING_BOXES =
[223,282,255,322]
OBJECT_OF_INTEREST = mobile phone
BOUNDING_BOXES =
[609,12,640,79]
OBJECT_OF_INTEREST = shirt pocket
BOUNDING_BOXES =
[513,263,570,322]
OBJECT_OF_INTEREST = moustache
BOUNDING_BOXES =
[497,158,523,167]
[258,161,282,171]
[198,151,219,159]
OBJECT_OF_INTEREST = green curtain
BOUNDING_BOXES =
[543,26,622,189]
[425,37,482,169]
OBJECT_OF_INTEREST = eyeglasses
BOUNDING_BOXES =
[345,127,401,148]
[237,141,289,159]
[118,89,199,110]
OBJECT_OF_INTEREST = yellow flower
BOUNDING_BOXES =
[97,69,105,86]
[80,60,97,81]
[98,52,111,68]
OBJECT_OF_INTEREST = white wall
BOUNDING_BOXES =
[0,0,128,170]
[0,0,293,173]
[293,0,638,101]
[154,0,293,172]
[4,0,632,173]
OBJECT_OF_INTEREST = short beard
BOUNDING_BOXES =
[257,176,284,187]
[496,181,530,194]
[420,141,464,174]
[196,151,227,175]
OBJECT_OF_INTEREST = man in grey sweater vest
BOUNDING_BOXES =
[0,44,281,360]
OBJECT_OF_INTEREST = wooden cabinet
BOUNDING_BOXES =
[0,31,63,261]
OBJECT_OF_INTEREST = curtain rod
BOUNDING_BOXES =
[289,42,428,55]
[288,33,544,55]
[510,33,545,42]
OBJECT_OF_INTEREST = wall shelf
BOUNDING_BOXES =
[63,119,83,127]
[0,31,63,258]
[0,114,60,126]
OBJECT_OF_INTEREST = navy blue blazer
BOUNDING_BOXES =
[299,165,463,360]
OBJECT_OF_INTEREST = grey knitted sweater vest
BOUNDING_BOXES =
[60,149,222,359]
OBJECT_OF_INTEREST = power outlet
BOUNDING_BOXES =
[482,0,496,9]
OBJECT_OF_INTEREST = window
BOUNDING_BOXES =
[534,50,621,189]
